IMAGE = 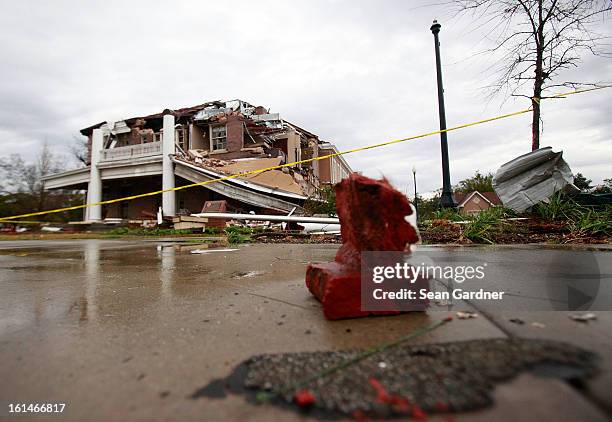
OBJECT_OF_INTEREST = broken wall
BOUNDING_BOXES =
[286,130,301,163]
[190,124,209,150]
[225,114,244,153]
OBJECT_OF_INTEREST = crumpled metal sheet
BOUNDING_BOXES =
[493,147,579,213]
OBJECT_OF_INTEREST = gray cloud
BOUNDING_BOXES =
[0,0,610,193]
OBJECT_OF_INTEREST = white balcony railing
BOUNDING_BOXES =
[100,142,162,162]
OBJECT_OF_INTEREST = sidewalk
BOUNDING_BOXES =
[0,241,610,421]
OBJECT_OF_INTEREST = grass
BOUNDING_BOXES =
[432,208,466,222]
[536,193,611,237]
[104,225,258,244]
[429,197,611,243]
[571,206,612,237]
[461,206,516,244]
[224,226,253,244]
[104,227,196,237]
[535,192,583,220]
[420,206,518,244]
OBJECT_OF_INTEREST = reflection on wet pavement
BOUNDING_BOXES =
[0,240,610,421]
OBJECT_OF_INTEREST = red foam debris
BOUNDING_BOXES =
[369,378,411,413]
[306,173,423,320]
[351,410,370,422]
[293,389,316,407]
[412,404,427,420]
[369,378,391,404]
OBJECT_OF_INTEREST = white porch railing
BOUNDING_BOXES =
[100,142,162,162]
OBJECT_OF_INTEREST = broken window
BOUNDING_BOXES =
[211,125,227,151]
[176,127,188,151]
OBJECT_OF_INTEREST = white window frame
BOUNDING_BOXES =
[176,127,188,151]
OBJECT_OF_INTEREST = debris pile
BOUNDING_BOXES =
[167,99,326,197]
[570,312,597,323]
[177,154,317,197]
[305,174,424,320]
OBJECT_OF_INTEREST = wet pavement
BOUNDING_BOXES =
[0,240,610,421]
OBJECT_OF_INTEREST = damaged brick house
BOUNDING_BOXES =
[42,100,352,221]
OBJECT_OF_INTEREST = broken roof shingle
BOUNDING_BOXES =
[79,99,320,141]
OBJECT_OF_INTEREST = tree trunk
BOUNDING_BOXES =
[531,94,541,151]
[532,0,545,152]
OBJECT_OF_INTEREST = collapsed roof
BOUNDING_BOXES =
[80,99,331,199]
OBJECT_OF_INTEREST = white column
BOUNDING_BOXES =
[86,128,103,221]
[162,114,176,217]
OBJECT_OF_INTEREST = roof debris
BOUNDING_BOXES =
[569,312,597,323]
[190,248,239,254]
[456,311,478,319]
[192,338,598,418]
[177,155,315,196]
[493,147,579,213]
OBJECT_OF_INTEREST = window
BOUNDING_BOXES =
[211,125,227,151]
[176,128,188,151]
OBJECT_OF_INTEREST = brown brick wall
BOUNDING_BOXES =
[225,114,243,152]
[318,149,333,183]
[460,196,492,214]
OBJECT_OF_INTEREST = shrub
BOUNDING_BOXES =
[535,193,583,220]
[303,185,336,216]
[225,226,252,244]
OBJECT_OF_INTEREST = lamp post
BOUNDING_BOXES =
[412,165,419,220]
[430,20,457,208]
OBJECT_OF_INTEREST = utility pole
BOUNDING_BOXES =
[430,20,457,208]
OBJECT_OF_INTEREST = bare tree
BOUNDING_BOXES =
[0,143,63,211]
[455,0,611,150]
[0,144,85,221]
[69,135,89,167]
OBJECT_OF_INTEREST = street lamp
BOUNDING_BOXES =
[430,20,457,208]
[412,166,418,220]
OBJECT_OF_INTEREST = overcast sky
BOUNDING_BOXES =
[0,0,610,195]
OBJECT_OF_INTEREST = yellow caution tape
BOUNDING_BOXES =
[0,85,609,222]
[0,220,49,224]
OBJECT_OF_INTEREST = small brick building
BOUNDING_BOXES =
[454,191,502,215]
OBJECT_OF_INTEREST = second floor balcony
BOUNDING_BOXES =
[100,142,162,162]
